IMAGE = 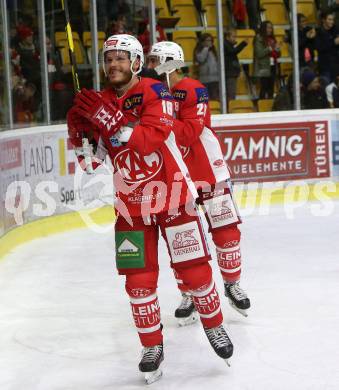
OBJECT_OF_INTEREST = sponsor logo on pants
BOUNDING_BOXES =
[165,221,205,263]
[115,231,145,269]
[204,194,239,228]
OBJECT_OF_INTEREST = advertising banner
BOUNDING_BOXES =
[0,139,22,171]
[0,137,23,236]
[0,129,113,239]
[214,121,331,182]
[331,120,339,177]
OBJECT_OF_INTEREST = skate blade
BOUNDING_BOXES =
[144,368,162,385]
[229,300,248,317]
[224,359,231,367]
[177,311,198,327]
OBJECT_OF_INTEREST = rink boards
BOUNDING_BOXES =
[1,109,339,258]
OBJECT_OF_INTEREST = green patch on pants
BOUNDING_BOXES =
[115,231,145,269]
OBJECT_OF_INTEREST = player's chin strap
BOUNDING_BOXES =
[130,58,142,76]
[155,60,185,90]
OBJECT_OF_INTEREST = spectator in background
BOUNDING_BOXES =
[10,50,38,125]
[315,10,339,82]
[320,1,339,25]
[245,0,260,30]
[108,14,130,35]
[325,71,339,107]
[253,21,281,99]
[108,0,133,30]
[10,48,22,77]
[329,0,339,26]
[9,23,20,48]
[45,35,73,122]
[194,33,219,100]
[13,80,38,124]
[12,25,41,123]
[272,75,294,111]
[15,24,41,93]
[298,13,316,69]
[232,0,247,28]
[46,36,57,76]
[138,21,167,55]
[301,69,329,109]
[224,27,248,100]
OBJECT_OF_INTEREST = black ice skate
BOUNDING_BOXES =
[204,325,233,366]
[174,292,198,327]
[224,281,251,317]
[139,344,164,384]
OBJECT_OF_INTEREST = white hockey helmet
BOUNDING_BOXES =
[102,34,144,75]
[149,41,185,75]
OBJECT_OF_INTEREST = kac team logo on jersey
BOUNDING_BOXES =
[113,149,163,184]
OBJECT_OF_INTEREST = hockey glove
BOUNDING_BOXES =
[67,106,99,174]
[74,88,128,137]
[67,106,94,147]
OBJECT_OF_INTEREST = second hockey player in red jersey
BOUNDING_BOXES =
[67,34,233,384]
[147,41,251,323]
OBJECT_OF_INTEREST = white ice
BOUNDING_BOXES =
[1,202,339,390]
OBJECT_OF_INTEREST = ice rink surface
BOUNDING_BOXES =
[1,202,339,390]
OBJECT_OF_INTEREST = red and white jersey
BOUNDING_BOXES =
[172,78,230,188]
[96,77,197,216]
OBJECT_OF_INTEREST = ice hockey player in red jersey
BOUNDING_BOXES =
[67,34,233,384]
[147,41,251,324]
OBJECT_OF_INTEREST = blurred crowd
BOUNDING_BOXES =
[1,0,339,129]
[9,23,42,124]
[191,0,339,111]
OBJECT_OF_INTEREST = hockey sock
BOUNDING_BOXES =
[173,268,190,293]
[213,226,242,283]
[129,293,162,347]
[125,272,162,347]
[190,281,223,328]
[178,263,223,327]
